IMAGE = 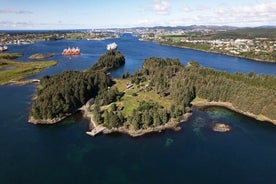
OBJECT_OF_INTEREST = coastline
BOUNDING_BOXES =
[102,113,192,137]
[191,100,276,125]
[9,79,40,85]
[28,115,68,124]
[28,98,276,134]
[29,53,55,60]
[81,100,192,137]
[152,41,276,63]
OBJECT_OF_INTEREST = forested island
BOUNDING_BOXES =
[30,50,276,136]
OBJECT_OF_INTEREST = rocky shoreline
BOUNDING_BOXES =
[80,100,192,137]
[101,113,192,137]
[192,100,276,125]
[28,115,68,124]
[29,98,276,135]
[212,123,231,132]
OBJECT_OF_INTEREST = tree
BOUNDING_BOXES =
[159,109,168,125]
[110,103,117,111]
[153,112,161,127]
[130,109,141,130]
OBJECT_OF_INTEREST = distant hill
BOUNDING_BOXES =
[132,25,237,31]
[213,28,276,40]
[257,26,276,29]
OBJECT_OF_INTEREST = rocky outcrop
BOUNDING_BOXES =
[212,123,231,132]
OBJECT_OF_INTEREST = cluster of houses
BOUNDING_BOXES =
[178,38,275,55]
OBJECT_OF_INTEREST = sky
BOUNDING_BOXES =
[0,0,276,30]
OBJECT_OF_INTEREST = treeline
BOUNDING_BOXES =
[93,99,171,130]
[90,56,276,130]
[139,57,276,121]
[30,50,125,121]
[128,101,169,130]
[31,71,112,119]
[91,58,192,130]
[213,28,276,40]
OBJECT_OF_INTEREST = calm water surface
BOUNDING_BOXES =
[0,34,276,184]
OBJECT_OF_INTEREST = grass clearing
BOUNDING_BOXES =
[113,79,174,117]
[0,59,57,85]
[0,53,23,59]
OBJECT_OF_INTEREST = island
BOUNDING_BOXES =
[29,53,55,60]
[0,53,57,85]
[29,51,276,137]
[212,123,231,132]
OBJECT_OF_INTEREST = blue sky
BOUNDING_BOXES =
[0,0,275,29]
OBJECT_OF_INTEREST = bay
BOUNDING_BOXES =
[0,34,276,184]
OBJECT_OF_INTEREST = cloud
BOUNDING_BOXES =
[0,20,88,30]
[0,9,32,14]
[181,7,192,13]
[153,0,171,15]
[0,21,33,29]
[213,2,276,25]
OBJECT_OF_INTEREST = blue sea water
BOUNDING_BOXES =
[0,34,276,184]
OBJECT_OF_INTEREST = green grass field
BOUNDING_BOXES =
[0,59,57,85]
[112,79,173,117]
[0,53,23,60]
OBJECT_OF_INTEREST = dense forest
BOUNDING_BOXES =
[90,50,125,71]
[30,50,125,122]
[140,57,276,120]
[90,56,276,131]
[31,52,276,127]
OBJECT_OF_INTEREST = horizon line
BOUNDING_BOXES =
[1,24,276,31]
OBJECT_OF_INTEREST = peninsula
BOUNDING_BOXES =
[29,49,125,124]
[85,57,276,136]
[0,53,57,85]
[29,51,276,137]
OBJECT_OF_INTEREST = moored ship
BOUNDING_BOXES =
[62,47,80,56]
[107,42,117,50]
[0,45,8,52]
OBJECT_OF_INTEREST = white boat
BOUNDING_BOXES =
[106,42,117,50]
[0,45,8,52]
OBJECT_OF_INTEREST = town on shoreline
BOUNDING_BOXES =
[137,27,276,63]
[1,26,275,62]
[0,30,119,45]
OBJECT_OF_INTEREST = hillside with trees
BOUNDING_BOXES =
[30,51,276,131]
[90,50,125,71]
[29,50,125,123]
[89,57,276,134]
[140,57,276,121]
